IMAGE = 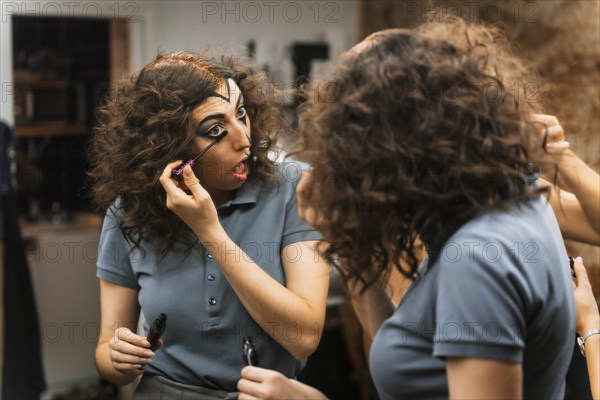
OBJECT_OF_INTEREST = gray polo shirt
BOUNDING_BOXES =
[96,162,322,391]
[370,196,575,399]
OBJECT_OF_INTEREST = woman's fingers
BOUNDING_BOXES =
[182,165,210,200]
[158,162,218,236]
[237,378,264,399]
[159,161,186,197]
[532,113,559,126]
[112,361,146,374]
[240,365,269,381]
[238,367,290,399]
[115,326,150,348]
[159,162,210,201]
[110,339,154,360]
[545,124,563,138]
[572,256,600,335]
[160,161,202,200]
[573,256,590,287]
[109,350,152,366]
[531,114,570,154]
[110,327,155,373]
[546,141,569,152]
[237,393,260,400]
[544,122,568,153]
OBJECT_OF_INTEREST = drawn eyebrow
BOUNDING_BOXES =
[198,113,225,129]
[199,94,244,125]
[208,79,232,102]
[209,91,229,103]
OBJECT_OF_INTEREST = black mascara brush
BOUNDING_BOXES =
[171,131,228,181]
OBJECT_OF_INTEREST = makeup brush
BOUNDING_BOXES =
[171,131,228,181]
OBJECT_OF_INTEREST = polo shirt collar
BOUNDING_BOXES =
[219,177,262,208]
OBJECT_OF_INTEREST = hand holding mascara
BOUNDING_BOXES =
[171,131,229,182]
[243,336,259,367]
[139,313,167,371]
[146,313,167,351]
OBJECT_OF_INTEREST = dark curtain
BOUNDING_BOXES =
[1,121,46,399]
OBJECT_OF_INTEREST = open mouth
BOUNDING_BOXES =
[233,160,249,181]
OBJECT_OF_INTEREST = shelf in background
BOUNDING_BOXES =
[20,212,102,237]
[15,123,88,137]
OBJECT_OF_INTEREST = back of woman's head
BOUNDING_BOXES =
[90,51,284,255]
[296,18,552,285]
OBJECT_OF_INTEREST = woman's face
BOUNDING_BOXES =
[190,78,252,199]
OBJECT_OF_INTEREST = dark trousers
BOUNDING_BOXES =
[134,374,239,400]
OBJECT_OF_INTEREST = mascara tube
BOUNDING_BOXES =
[147,313,167,351]
[243,336,259,367]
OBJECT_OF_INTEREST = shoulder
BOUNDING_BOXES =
[451,195,555,246]
[100,197,129,238]
[105,196,124,217]
[435,195,564,280]
[254,161,309,196]
[272,161,310,187]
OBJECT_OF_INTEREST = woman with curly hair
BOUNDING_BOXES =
[90,51,330,398]
[237,20,577,399]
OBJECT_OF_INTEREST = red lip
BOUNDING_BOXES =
[232,156,249,181]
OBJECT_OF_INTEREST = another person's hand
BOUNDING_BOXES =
[238,366,328,400]
[573,257,600,335]
[532,114,569,154]
[531,114,600,244]
[159,161,219,239]
[108,327,161,375]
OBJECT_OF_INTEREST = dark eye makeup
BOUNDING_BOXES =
[198,105,248,137]
[201,124,226,138]
[237,106,247,126]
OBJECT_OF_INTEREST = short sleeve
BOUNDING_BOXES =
[280,163,322,249]
[432,240,527,363]
[96,206,140,290]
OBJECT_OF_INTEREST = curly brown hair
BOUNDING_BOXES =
[294,20,556,289]
[89,51,286,256]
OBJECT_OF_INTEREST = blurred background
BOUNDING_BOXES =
[0,1,598,399]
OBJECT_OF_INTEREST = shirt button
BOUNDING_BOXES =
[208,298,217,305]
[207,253,214,259]
[207,274,215,281]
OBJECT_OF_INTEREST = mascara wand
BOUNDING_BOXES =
[171,131,228,181]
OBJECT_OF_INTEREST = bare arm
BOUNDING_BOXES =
[534,115,600,244]
[446,357,522,400]
[345,268,396,341]
[583,334,600,400]
[573,257,600,399]
[551,150,600,239]
[204,236,330,359]
[95,280,156,385]
[160,163,330,360]
[541,178,600,245]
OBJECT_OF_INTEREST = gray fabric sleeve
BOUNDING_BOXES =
[96,208,140,290]
[432,240,527,363]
